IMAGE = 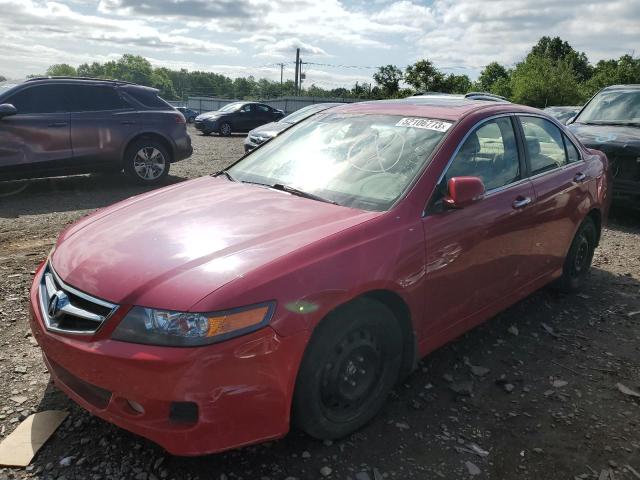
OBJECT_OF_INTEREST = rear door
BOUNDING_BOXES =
[69,85,139,169]
[0,84,73,178]
[422,115,537,336]
[517,115,591,278]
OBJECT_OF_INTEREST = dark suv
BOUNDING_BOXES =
[0,77,192,185]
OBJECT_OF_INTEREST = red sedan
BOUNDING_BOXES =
[29,98,610,456]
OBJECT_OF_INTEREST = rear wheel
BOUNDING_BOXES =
[123,139,170,185]
[555,217,597,292]
[293,298,403,440]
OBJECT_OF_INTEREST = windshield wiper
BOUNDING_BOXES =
[270,183,338,205]
[214,170,237,182]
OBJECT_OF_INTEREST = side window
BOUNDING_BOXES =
[520,116,567,175]
[6,85,73,114]
[564,135,581,163]
[73,86,130,112]
[446,117,520,191]
[256,104,270,113]
[241,104,252,113]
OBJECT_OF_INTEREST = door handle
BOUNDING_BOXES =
[120,120,137,125]
[512,196,532,209]
[573,172,587,183]
[47,122,67,127]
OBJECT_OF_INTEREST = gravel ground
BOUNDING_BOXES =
[0,126,639,480]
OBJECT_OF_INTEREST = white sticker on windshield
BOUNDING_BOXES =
[395,118,452,132]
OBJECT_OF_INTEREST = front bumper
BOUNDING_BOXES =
[29,265,308,456]
[194,119,219,133]
[243,136,263,152]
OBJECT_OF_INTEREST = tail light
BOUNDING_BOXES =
[175,113,186,124]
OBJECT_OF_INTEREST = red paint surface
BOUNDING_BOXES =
[30,101,610,455]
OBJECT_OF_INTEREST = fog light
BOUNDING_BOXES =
[127,399,145,414]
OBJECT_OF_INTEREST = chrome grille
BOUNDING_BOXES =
[39,263,118,335]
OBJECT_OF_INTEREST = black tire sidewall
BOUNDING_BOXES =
[123,140,170,185]
[293,299,403,440]
[219,122,232,136]
[559,217,597,292]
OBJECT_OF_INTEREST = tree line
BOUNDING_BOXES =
[374,36,640,107]
[4,36,639,108]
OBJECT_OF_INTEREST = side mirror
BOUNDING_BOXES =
[0,103,17,118]
[443,176,485,209]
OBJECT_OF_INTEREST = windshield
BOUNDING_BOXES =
[281,104,334,125]
[218,102,243,113]
[228,113,450,211]
[576,89,640,124]
[0,82,21,99]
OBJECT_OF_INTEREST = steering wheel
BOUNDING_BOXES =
[347,130,406,173]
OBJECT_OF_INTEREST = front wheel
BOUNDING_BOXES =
[123,140,170,185]
[219,122,232,137]
[293,298,403,440]
[555,217,597,292]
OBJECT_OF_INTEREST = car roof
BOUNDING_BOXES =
[24,76,140,86]
[329,97,540,122]
[602,84,640,91]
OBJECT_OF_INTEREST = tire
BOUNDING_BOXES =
[219,122,232,137]
[293,298,403,440]
[123,139,170,186]
[555,217,597,292]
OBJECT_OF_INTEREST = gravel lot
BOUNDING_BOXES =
[1,126,639,480]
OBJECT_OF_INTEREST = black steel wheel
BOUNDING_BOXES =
[555,216,597,292]
[293,298,403,439]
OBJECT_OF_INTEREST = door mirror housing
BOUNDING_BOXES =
[0,103,17,118]
[444,176,485,209]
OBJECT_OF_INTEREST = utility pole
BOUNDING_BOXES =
[299,60,305,95]
[278,63,284,86]
[294,48,300,96]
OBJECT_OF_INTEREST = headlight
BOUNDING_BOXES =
[111,302,275,346]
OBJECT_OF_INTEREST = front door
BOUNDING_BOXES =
[421,115,537,338]
[0,84,72,179]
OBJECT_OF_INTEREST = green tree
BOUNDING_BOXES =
[151,68,177,100]
[46,64,77,77]
[477,62,509,91]
[583,55,640,97]
[442,73,472,94]
[77,62,105,78]
[373,64,403,96]
[404,59,445,92]
[529,36,592,82]
[510,55,582,107]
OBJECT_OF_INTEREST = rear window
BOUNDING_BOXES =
[125,88,171,109]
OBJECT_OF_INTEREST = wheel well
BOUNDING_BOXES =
[587,208,602,246]
[124,133,174,164]
[361,290,417,378]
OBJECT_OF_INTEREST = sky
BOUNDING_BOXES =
[0,0,638,89]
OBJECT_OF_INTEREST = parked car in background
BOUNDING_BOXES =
[29,96,609,456]
[411,92,510,103]
[568,84,640,209]
[195,101,285,136]
[544,105,582,124]
[244,102,340,152]
[0,77,192,185]
[176,106,199,123]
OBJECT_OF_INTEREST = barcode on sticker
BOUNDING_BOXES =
[396,118,452,132]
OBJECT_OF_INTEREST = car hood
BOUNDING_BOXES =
[51,176,379,311]
[196,111,224,120]
[569,123,640,150]
[248,122,289,138]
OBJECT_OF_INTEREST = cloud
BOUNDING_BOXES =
[255,38,329,59]
[0,0,636,85]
